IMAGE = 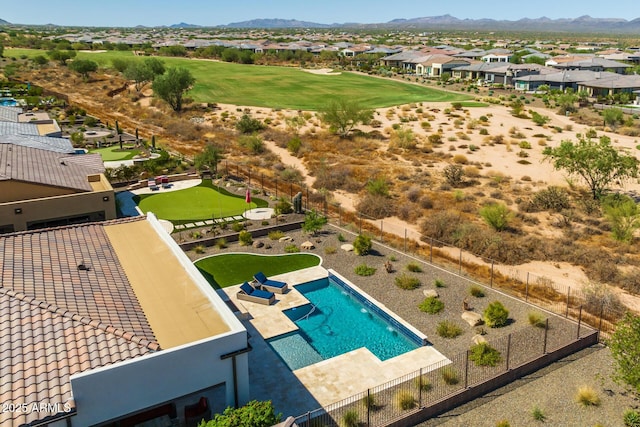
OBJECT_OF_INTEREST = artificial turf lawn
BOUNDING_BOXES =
[10,49,472,110]
[135,180,268,222]
[89,145,140,161]
[195,253,321,288]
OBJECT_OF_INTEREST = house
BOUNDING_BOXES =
[0,105,62,137]
[0,213,250,426]
[513,70,619,92]
[415,55,470,78]
[546,56,631,74]
[379,50,428,70]
[578,74,640,98]
[0,142,116,233]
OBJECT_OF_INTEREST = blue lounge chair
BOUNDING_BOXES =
[237,281,275,305]
[253,272,289,294]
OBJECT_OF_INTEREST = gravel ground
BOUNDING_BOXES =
[182,224,635,426]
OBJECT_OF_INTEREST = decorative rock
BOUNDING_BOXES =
[279,236,293,242]
[252,241,264,248]
[462,311,484,327]
[472,334,487,345]
[301,241,315,250]
[264,243,272,249]
[423,289,439,298]
[341,244,354,252]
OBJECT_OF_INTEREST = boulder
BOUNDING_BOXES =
[462,311,484,327]
[252,240,264,248]
[279,236,293,242]
[472,334,487,345]
[341,244,354,252]
[301,241,315,250]
[423,289,439,298]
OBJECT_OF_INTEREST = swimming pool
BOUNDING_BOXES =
[0,97,18,107]
[267,274,424,370]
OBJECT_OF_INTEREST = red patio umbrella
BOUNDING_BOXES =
[245,188,251,204]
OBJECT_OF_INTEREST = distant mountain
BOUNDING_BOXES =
[170,22,201,28]
[0,18,10,25]
[223,18,330,28]
[219,15,640,33]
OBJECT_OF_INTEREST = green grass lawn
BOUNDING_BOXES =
[135,180,268,222]
[195,253,321,288]
[89,145,140,161]
[10,49,472,110]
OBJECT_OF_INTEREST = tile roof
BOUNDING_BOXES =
[0,218,160,426]
[0,134,74,154]
[0,122,39,136]
[0,144,104,191]
[0,106,22,122]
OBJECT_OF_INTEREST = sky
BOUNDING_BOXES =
[3,0,639,27]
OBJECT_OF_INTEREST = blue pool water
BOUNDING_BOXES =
[0,98,18,107]
[267,276,420,370]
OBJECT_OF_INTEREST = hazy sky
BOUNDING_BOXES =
[3,0,639,27]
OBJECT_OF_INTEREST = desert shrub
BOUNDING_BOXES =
[355,264,376,276]
[287,136,302,154]
[519,140,532,149]
[441,367,460,385]
[338,233,346,242]
[193,245,205,254]
[356,193,395,219]
[236,114,265,133]
[238,134,265,154]
[340,410,359,427]
[420,196,434,209]
[361,393,377,410]
[419,296,444,314]
[238,231,252,246]
[395,273,421,290]
[453,154,468,164]
[530,186,571,212]
[528,312,546,328]
[469,342,502,367]
[406,186,421,202]
[353,234,372,255]
[232,222,245,232]
[275,198,293,215]
[479,203,512,231]
[437,320,462,338]
[434,278,446,288]
[531,406,545,422]
[325,246,337,255]
[394,391,416,410]
[406,262,422,272]
[443,164,465,187]
[469,285,485,298]
[413,375,432,391]
[495,420,511,427]
[575,385,601,407]
[268,230,285,240]
[215,238,227,249]
[428,133,443,145]
[624,409,640,427]
[284,244,300,253]
[420,210,464,242]
[484,301,509,328]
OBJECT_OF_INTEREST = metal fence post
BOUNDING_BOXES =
[380,220,383,242]
[598,301,605,334]
[566,287,571,318]
[525,273,529,302]
[418,368,423,407]
[338,206,342,227]
[577,305,583,340]
[367,389,371,426]
[464,350,469,388]
[459,249,462,274]
[290,183,293,201]
[359,212,362,234]
[248,169,251,186]
[506,334,511,371]
[430,237,433,263]
[306,411,311,426]
[404,229,407,253]
[543,319,549,354]
[490,261,494,288]
[261,173,264,192]
[275,177,278,198]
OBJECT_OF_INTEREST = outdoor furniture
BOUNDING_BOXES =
[148,178,159,191]
[184,397,211,427]
[237,281,275,305]
[253,271,289,294]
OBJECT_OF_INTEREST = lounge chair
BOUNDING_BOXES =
[253,271,289,294]
[237,281,275,305]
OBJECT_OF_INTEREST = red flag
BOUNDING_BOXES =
[245,188,251,204]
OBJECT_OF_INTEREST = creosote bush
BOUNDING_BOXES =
[394,390,417,410]
[406,262,423,272]
[469,342,502,367]
[354,264,376,276]
[441,367,460,385]
[413,375,432,391]
[434,278,446,288]
[238,230,252,246]
[268,230,285,240]
[469,285,485,298]
[575,385,601,407]
[353,234,372,255]
[528,312,546,328]
[484,301,509,328]
[340,410,359,427]
[419,296,444,314]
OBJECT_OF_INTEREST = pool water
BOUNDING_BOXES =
[267,277,420,370]
[0,98,18,107]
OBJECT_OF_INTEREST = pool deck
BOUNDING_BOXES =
[220,266,449,413]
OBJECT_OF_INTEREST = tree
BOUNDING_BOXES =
[302,209,327,236]
[69,59,98,80]
[320,97,373,138]
[543,134,639,199]
[111,58,132,73]
[47,49,76,65]
[603,107,624,129]
[0,43,4,58]
[125,58,166,91]
[609,312,640,394]
[236,114,265,134]
[556,89,578,115]
[32,55,49,67]
[194,143,224,175]
[152,67,195,112]
[353,234,372,256]
[200,400,281,427]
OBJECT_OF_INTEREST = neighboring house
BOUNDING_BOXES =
[0,142,116,233]
[0,105,62,137]
[578,74,640,97]
[481,48,513,63]
[415,55,470,78]
[379,50,428,69]
[0,213,250,426]
[450,61,503,82]
[546,56,631,74]
[513,70,620,92]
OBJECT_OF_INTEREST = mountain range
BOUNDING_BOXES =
[222,15,640,33]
